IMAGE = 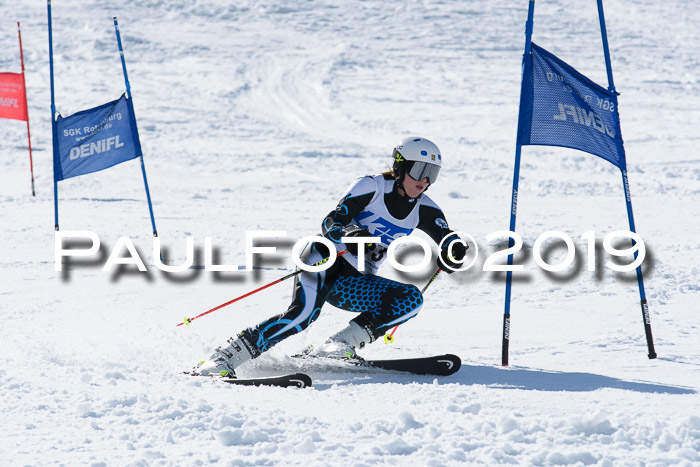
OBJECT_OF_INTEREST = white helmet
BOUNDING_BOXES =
[392,137,442,184]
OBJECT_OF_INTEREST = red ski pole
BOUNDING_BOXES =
[384,267,441,343]
[177,250,347,327]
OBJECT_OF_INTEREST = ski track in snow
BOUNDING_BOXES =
[1,0,699,465]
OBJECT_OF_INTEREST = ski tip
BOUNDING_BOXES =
[440,354,462,375]
[287,373,313,388]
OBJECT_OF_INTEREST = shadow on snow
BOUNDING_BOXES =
[305,364,695,394]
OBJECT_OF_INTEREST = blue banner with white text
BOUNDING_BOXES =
[54,93,140,181]
[517,43,625,170]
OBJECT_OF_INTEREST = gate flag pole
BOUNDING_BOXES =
[47,0,60,230]
[596,0,656,359]
[17,22,35,196]
[502,0,536,367]
[113,17,158,237]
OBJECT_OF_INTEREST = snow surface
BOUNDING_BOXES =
[1,0,699,465]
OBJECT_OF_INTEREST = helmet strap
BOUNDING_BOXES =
[395,166,405,191]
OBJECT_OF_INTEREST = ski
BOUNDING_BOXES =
[221,373,312,388]
[186,372,312,388]
[352,353,461,376]
[294,352,461,376]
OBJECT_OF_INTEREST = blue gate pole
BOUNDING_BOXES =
[502,0,536,366]
[113,17,158,237]
[597,0,656,358]
[47,0,60,230]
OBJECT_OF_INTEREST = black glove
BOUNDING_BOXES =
[342,225,375,256]
[438,237,468,273]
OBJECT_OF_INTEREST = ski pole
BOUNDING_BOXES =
[384,267,442,343]
[177,250,347,327]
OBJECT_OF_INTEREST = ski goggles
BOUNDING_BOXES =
[406,160,440,184]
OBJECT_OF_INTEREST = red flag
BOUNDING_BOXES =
[0,72,28,122]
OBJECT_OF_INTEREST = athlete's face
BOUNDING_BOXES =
[402,173,429,198]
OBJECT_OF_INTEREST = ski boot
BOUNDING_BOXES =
[309,322,372,360]
[191,334,257,377]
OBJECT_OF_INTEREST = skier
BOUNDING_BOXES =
[192,137,467,377]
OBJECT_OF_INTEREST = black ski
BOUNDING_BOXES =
[222,373,312,388]
[187,372,312,388]
[353,354,461,376]
[294,352,461,376]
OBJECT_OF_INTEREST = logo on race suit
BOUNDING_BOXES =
[354,211,413,245]
[435,218,448,229]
